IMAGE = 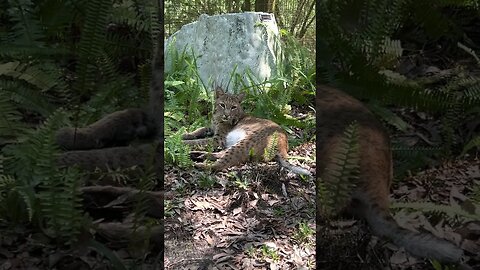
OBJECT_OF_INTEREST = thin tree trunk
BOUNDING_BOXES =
[255,0,275,12]
[274,2,284,29]
[242,0,252,11]
[297,0,315,39]
[289,0,307,35]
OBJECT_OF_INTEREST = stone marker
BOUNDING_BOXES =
[164,12,282,92]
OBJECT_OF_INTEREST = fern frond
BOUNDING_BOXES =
[74,0,112,96]
[164,127,192,168]
[138,63,152,102]
[3,0,45,46]
[111,1,154,33]
[0,91,25,142]
[149,3,161,45]
[367,101,411,132]
[458,42,480,65]
[2,110,85,242]
[441,98,462,155]
[461,135,480,156]
[132,162,157,235]
[0,45,68,58]
[264,131,279,161]
[0,60,75,117]
[318,122,360,214]
[0,61,57,91]
[392,145,442,177]
[391,201,479,222]
[317,177,335,217]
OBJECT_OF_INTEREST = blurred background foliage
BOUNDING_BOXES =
[165,0,316,51]
[318,0,480,177]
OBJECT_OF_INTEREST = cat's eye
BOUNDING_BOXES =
[219,103,225,109]
[231,105,237,110]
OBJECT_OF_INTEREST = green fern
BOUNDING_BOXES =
[317,178,335,217]
[2,110,85,243]
[164,127,193,168]
[367,101,411,132]
[391,201,479,223]
[130,152,158,253]
[74,0,112,97]
[0,155,29,223]
[34,112,85,244]
[132,140,158,227]
[0,91,25,142]
[264,131,280,161]
[392,145,443,178]
[2,0,45,47]
[318,121,361,215]
[471,183,480,204]
[111,2,151,33]
[0,62,64,117]
[461,135,480,156]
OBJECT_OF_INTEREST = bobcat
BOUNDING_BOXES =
[317,84,464,263]
[56,33,163,170]
[183,87,311,176]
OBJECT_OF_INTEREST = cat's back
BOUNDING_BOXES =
[317,84,392,199]
[317,85,383,131]
[235,115,284,134]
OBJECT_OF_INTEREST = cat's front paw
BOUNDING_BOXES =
[182,133,195,140]
[55,127,101,150]
[193,162,207,170]
[190,151,207,161]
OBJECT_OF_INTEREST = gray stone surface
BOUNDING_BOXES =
[165,12,281,92]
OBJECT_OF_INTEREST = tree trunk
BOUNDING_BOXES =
[242,0,252,11]
[255,0,275,13]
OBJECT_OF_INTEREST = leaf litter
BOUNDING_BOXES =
[164,141,316,270]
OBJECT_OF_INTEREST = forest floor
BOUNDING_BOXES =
[162,148,479,270]
[318,156,480,270]
[163,105,317,269]
[162,79,480,270]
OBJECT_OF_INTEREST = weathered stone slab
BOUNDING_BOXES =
[164,12,281,92]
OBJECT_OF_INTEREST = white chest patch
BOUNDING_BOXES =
[225,128,246,148]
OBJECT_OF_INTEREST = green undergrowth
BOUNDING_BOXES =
[318,1,479,268]
[164,30,316,168]
[0,0,162,266]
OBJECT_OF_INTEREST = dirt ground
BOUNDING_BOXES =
[164,141,316,270]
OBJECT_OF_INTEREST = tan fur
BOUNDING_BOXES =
[56,108,155,150]
[317,84,463,263]
[183,87,309,175]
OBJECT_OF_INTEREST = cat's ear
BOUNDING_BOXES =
[215,86,224,98]
[237,92,246,101]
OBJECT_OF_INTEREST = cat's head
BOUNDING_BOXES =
[214,86,245,125]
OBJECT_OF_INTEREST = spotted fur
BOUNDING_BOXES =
[183,87,311,176]
[317,84,463,263]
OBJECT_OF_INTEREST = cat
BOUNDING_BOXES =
[317,84,464,264]
[182,87,311,176]
[55,31,163,171]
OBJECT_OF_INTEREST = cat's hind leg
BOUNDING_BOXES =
[57,143,160,171]
[194,144,248,171]
[56,108,156,150]
[190,151,222,161]
[182,127,213,140]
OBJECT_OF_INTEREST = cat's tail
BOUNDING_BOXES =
[360,198,464,263]
[275,154,311,176]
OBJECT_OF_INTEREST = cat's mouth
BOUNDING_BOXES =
[221,116,237,125]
